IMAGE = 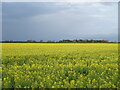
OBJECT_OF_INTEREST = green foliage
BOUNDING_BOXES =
[2,43,119,88]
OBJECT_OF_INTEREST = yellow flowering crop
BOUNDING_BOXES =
[2,43,119,88]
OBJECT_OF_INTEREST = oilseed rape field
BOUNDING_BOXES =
[2,43,119,88]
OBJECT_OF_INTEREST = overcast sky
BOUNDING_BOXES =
[2,2,118,41]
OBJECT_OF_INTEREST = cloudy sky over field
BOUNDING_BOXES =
[2,2,118,41]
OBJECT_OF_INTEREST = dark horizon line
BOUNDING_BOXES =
[0,39,114,41]
[0,39,119,43]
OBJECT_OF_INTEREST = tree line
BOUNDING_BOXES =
[0,39,115,43]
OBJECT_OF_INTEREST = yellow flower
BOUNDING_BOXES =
[70,80,75,84]
[52,86,55,88]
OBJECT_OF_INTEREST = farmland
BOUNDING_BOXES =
[2,43,119,88]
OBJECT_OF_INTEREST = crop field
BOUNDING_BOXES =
[2,43,119,88]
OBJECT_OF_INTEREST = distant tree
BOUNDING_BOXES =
[27,40,36,43]
[40,40,43,42]
[1,39,111,43]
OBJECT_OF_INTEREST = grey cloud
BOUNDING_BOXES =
[2,2,70,19]
[2,2,118,42]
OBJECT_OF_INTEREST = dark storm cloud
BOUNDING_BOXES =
[2,2,118,42]
[2,2,70,19]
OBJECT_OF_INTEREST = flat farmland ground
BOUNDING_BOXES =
[2,43,119,88]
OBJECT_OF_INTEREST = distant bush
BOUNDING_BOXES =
[1,39,116,43]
